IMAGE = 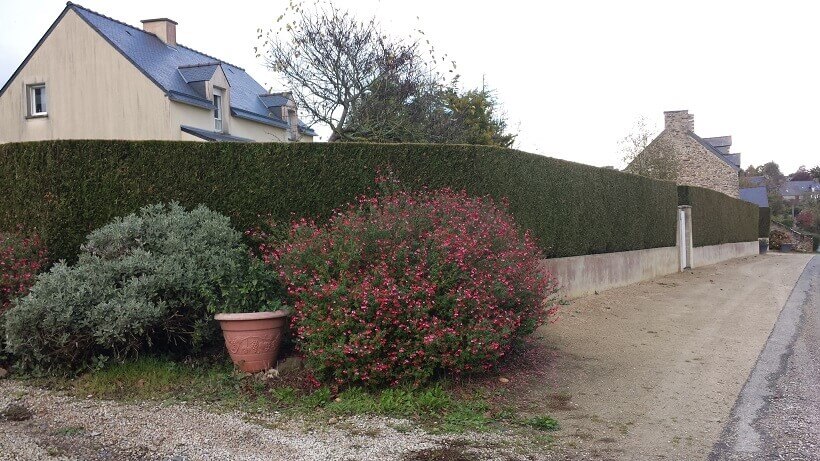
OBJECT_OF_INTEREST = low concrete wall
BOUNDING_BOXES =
[539,246,680,299]
[692,241,759,268]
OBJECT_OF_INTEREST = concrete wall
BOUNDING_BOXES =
[0,10,172,143]
[540,240,758,299]
[539,246,680,299]
[691,241,760,268]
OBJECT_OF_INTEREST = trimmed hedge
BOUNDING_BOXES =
[0,141,678,261]
[758,207,771,239]
[678,186,759,247]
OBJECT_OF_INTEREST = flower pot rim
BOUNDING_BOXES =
[214,310,289,321]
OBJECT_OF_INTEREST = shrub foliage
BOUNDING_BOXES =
[3,203,247,372]
[0,141,678,262]
[678,186,759,247]
[263,184,559,388]
[1,228,48,315]
[758,207,771,239]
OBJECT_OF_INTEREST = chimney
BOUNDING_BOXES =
[141,18,177,46]
[664,110,694,133]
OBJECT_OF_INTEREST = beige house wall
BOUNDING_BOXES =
[231,117,291,142]
[170,102,213,140]
[0,10,171,143]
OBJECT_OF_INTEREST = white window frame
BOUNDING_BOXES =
[213,89,223,132]
[28,83,47,117]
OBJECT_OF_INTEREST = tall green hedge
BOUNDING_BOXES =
[678,185,759,247]
[758,207,771,239]
[0,141,678,261]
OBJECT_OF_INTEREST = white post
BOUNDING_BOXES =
[677,205,693,270]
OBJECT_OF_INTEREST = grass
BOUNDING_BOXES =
[30,356,548,434]
[56,357,242,403]
[524,415,560,431]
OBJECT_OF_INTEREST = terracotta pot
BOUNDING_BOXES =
[214,311,288,373]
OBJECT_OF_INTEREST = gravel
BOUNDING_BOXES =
[710,255,820,460]
[0,381,557,461]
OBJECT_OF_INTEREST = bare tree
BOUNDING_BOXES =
[618,116,656,167]
[258,1,449,141]
[619,117,678,181]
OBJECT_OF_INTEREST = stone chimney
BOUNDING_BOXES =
[664,110,694,133]
[141,18,177,46]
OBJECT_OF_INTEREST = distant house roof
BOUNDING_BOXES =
[5,3,316,137]
[779,180,820,196]
[688,132,741,171]
[181,125,253,142]
[739,186,769,208]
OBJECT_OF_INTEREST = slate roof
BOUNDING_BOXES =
[181,125,253,142]
[739,186,769,208]
[178,63,220,83]
[688,132,741,171]
[259,94,292,109]
[703,136,732,155]
[0,2,315,137]
[779,180,820,196]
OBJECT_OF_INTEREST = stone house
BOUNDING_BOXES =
[0,3,316,143]
[626,110,740,198]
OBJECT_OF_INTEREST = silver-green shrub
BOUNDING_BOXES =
[3,203,246,373]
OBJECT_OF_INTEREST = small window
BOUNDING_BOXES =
[28,84,47,116]
[213,93,222,132]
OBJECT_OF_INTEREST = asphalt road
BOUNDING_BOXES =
[710,255,819,460]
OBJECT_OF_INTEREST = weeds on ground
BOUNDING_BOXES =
[26,356,552,434]
[524,415,560,431]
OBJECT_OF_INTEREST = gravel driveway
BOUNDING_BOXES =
[1,253,815,461]
[710,255,819,460]
[0,380,555,461]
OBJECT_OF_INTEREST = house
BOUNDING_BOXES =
[625,110,740,198]
[0,3,316,143]
[779,180,820,202]
[743,175,767,186]
[739,186,769,208]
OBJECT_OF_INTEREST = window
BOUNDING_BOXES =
[27,84,47,116]
[213,90,223,132]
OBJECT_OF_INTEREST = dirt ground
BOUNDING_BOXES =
[506,253,813,460]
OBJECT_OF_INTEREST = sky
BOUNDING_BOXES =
[1,0,818,173]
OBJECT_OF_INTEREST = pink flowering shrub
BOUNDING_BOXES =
[1,228,48,315]
[257,183,559,388]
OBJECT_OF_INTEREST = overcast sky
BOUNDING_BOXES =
[1,0,817,173]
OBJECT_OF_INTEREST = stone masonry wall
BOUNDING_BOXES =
[629,130,739,198]
[673,134,739,198]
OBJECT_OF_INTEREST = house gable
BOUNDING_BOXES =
[67,3,315,139]
[0,8,171,142]
[626,110,740,198]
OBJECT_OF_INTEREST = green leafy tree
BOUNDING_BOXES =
[810,165,820,181]
[345,77,516,146]
[760,161,784,180]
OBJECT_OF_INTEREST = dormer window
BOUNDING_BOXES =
[27,83,47,117]
[213,89,223,132]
